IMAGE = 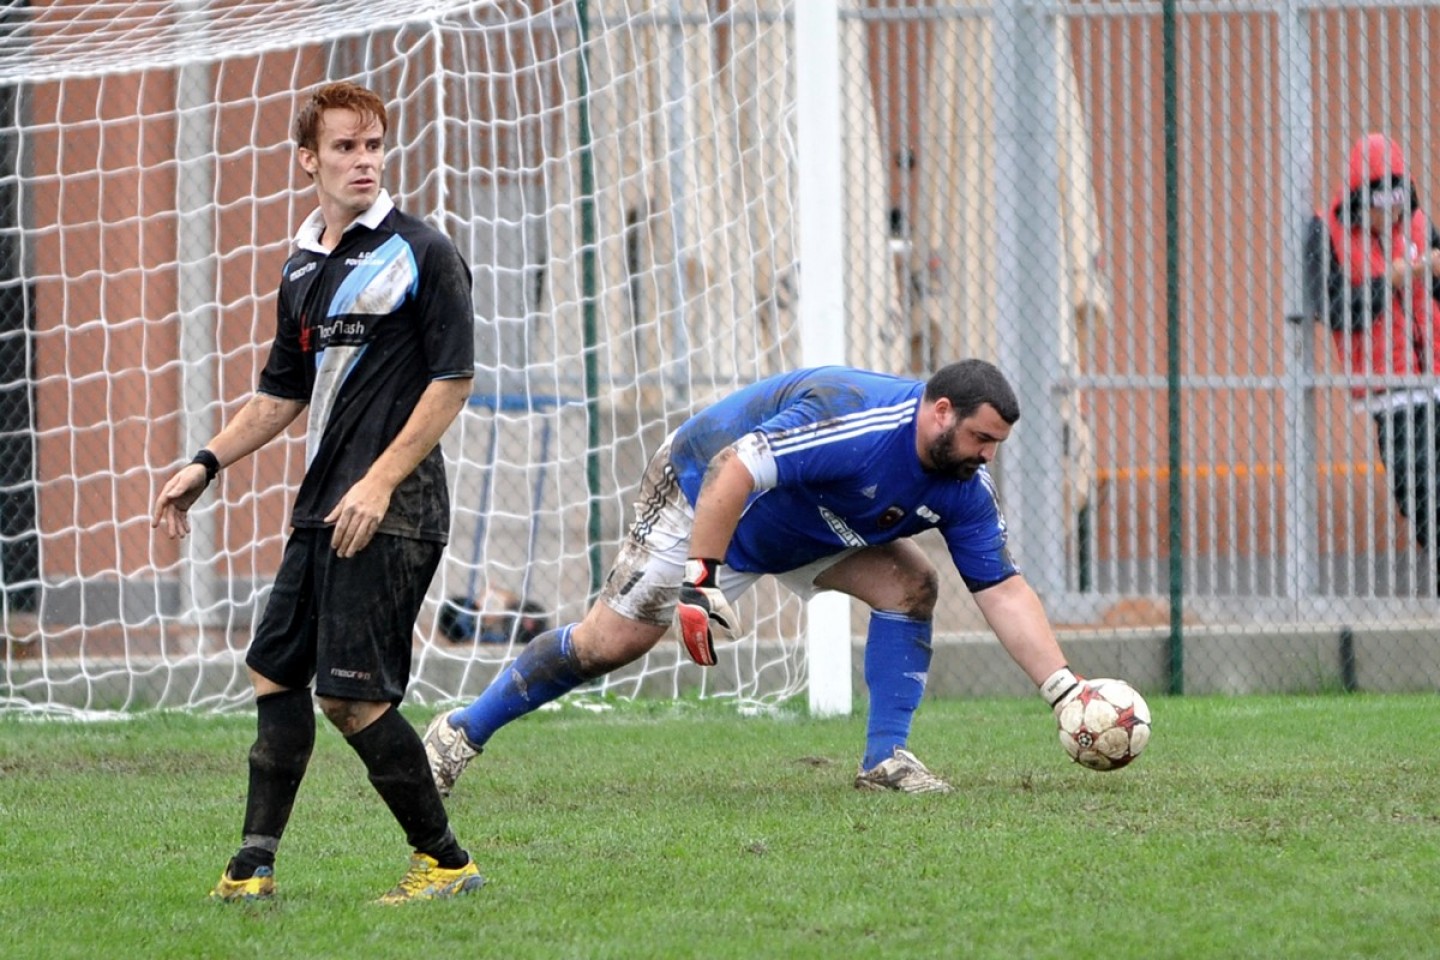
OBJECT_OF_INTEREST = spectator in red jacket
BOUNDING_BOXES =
[1307,133,1440,589]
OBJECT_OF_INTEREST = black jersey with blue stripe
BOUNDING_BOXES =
[669,366,1017,587]
[257,196,474,542]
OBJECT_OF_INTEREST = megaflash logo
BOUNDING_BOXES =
[316,317,369,343]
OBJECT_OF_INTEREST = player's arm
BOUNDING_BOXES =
[677,443,759,665]
[151,392,307,539]
[1428,224,1440,301]
[326,374,473,559]
[326,235,477,558]
[688,445,756,560]
[1318,231,1386,331]
[970,575,1066,683]
[970,574,1087,716]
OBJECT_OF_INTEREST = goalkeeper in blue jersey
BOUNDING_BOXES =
[425,359,1090,794]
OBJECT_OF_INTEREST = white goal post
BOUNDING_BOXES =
[0,0,907,716]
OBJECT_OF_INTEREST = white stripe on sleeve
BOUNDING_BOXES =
[733,431,778,490]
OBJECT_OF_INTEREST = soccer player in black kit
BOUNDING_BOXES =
[152,81,482,904]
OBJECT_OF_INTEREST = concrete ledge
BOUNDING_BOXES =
[6,622,1440,713]
[927,621,1440,697]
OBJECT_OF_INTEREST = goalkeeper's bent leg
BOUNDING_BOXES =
[450,624,592,748]
[232,687,315,878]
[861,611,934,771]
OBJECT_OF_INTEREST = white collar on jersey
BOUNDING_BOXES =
[293,189,395,254]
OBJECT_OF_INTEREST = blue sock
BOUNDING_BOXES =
[861,611,933,770]
[450,624,586,748]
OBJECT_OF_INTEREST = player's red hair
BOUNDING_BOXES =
[291,81,388,153]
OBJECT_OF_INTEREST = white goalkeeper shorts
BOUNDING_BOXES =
[599,437,856,627]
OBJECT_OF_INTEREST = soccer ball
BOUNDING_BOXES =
[1056,678,1151,771]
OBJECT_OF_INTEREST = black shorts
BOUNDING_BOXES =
[246,527,443,703]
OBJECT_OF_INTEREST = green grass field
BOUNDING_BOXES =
[2,693,1437,960]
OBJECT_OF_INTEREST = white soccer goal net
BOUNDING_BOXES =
[1,0,899,715]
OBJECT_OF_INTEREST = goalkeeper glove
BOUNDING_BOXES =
[676,558,739,667]
[1040,666,1087,720]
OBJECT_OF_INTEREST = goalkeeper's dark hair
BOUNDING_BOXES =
[923,359,1020,424]
[292,80,389,154]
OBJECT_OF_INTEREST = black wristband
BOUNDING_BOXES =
[685,557,723,587]
[190,448,221,484]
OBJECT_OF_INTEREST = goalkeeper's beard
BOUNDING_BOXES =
[925,425,985,481]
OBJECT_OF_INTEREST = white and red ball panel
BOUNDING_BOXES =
[1056,678,1151,771]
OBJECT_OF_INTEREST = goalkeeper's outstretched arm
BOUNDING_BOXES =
[971,575,1069,684]
[971,575,1088,715]
[151,392,306,539]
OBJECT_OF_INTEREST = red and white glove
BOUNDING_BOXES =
[1040,666,1087,720]
[676,558,739,667]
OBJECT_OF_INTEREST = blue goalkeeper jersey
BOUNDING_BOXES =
[669,366,1018,589]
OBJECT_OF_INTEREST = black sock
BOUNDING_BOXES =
[232,687,315,876]
[228,847,274,880]
[346,707,468,869]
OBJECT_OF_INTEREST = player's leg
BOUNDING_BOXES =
[324,698,483,903]
[211,531,322,901]
[428,574,672,794]
[811,541,951,794]
[428,442,688,795]
[1423,399,1440,591]
[1374,402,1437,590]
[1409,399,1440,588]
[314,533,483,903]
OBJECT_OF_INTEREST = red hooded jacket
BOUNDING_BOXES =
[1317,134,1440,398]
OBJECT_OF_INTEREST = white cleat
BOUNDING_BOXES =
[423,709,480,798]
[854,747,953,795]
